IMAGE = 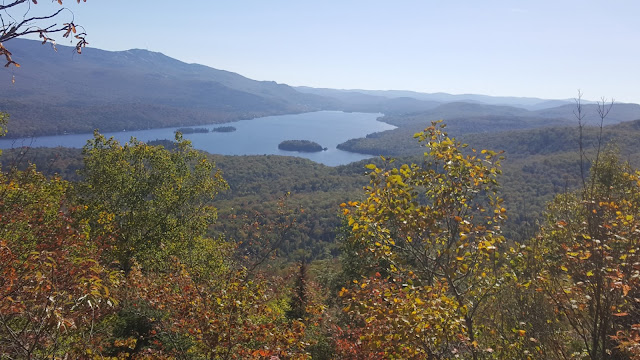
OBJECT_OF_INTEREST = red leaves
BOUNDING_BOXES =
[0,168,117,357]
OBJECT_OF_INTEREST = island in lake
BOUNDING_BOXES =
[212,126,237,133]
[176,127,209,134]
[278,140,327,153]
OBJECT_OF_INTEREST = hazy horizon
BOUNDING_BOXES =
[8,1,640,103]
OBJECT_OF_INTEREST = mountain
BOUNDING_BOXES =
[333,98,640,158]
[3,39,639,140]
[533,103,640,125]
[295,86,441,114]
[0,39,337,137]
[296,87,580,110]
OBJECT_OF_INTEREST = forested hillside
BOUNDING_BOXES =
[1,39,336,137]
[5,106,640,358]
[4,114,640,259]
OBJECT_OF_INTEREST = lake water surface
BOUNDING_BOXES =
[0,111,394,166]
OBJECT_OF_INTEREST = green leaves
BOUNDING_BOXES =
[76,132,228,272]
[0,167,118,358]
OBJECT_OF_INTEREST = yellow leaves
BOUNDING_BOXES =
[579,252,592,260]
[338,287,349,297]
[517,329,526,337]
[560,265,568,272]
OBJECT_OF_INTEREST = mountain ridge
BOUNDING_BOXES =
[2,39,639,139]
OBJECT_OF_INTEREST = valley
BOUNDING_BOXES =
[3,35,640,359]
[4,39,640,260]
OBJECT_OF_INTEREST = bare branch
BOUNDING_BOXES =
[1,0,88,66]
[0,0,31,12]
[574,90,587,189]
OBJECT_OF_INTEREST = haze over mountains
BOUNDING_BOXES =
[2,39,640,138]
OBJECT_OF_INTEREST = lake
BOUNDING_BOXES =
[0,111,395,166]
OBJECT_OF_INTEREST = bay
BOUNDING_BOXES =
[0,111,395,166]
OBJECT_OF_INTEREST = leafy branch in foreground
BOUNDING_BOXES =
[340,121,508,359]
[0,167,118,359]
[1,0,89,67]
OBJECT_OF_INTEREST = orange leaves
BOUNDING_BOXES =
[127,257,313,358]
[524,152,640,357]
[62,23,77,38]
[251,349,274,357]
[0,168,117,358]
[0,43,20,68]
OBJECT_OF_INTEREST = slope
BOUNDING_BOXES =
[0,39,336,137]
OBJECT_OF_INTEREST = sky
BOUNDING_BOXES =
[16,0,640,103]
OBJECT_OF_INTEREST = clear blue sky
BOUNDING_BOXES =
[28,0,640,103]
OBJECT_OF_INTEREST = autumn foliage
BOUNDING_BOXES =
[2,113,640,359]
[0,168,117,358]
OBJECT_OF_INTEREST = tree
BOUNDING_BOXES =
[0,112,6,155]
[341,121,508,359]
[0,166,118,359]
[127,258,312,359]
[529,148,640,359]
[75,132,228,273]
[287,261,310,321]
[1,0,88,67]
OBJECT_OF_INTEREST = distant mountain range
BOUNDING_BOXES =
[1,39,640,138]
[295,87,583,111]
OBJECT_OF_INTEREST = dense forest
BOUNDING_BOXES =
[3,2,640,357]
[3,105,640,358]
